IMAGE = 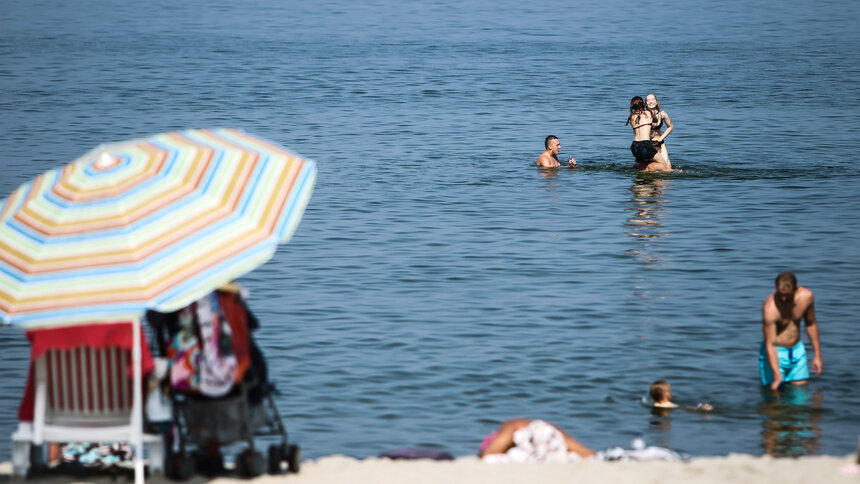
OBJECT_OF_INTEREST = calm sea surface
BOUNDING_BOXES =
[1,0,859,461]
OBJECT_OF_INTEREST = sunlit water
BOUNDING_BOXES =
[1,0,859,461]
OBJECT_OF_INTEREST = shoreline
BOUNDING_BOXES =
[1,453,856,484]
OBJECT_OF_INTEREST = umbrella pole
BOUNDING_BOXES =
[132,318,144,484]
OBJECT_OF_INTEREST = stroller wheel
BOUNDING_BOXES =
[195,451,225,477]
[236,449,265,478]
[286,444,301,474]
[165,452,196,481]
[267,444,284,474]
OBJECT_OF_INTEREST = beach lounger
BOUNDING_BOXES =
[11,322,164,481]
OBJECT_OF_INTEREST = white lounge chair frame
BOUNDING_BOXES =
[11,320,162,483]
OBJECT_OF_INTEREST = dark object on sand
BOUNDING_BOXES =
[856,435,860,464]
[379,448,455,460]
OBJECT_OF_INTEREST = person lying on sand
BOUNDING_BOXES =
[479,418,595,463]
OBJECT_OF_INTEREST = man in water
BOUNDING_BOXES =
[760,272,823,391]
[536,135,576,168]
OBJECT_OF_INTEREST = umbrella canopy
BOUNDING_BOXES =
[0,128,316,327]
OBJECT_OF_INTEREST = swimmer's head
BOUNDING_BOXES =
[545,135,559,150]
[650,380,672,403]
[630,96,646,114]
[646,93,660,110]
[775,271,797,301]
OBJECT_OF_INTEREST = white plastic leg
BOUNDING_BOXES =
[11,441,30,477]
[148,436,165,475]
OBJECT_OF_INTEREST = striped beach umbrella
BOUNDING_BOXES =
[0,128,316,327]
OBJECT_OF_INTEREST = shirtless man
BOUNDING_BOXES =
[760,272,823,391]
[536,135,576,168]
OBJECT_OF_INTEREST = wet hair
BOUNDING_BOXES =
[545,135,558,149]
[627,97,647,125]
[650,380,671,402]
[775,271,797,293]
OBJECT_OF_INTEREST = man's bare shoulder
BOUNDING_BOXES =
[762,293,778,320]
[536,153,556,167]
[796,286,814,305]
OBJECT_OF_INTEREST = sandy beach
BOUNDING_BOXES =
[1,454,857,484]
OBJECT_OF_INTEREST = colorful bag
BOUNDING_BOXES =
[167,293,238,397]
[168,306,201,392]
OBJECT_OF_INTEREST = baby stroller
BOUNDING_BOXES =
[145,286,300,479]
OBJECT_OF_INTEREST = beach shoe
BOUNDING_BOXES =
[101,454,121,467]
[78,447,103,467]
[62,443,87,463]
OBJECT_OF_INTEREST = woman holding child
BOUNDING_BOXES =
[627,96,671,172]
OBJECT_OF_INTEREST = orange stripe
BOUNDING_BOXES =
[134,209,283,299]
[0,189,20,221]
[23,174,49,207]
[0,285,150,312]
[52,143,167,202]
[0,182,285,313]
[192,129,251,153]
[14,146,211,235]
[0,224,270,313]
[0,159,308,314]
[0,231,264,313]
[0,151,263,274]
[228,130,293,158]
[93,160,302,296]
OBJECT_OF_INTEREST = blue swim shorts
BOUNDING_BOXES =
[759,341,810,385]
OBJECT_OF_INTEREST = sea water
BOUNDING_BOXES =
[1,0,858,460]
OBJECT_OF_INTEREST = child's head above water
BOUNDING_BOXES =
[650,380,675,407]
[649,380,713,411]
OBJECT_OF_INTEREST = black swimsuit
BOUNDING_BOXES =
[630,140,657,163]
[630,113,658,163]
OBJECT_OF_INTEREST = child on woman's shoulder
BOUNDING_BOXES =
[650,380,713,411]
